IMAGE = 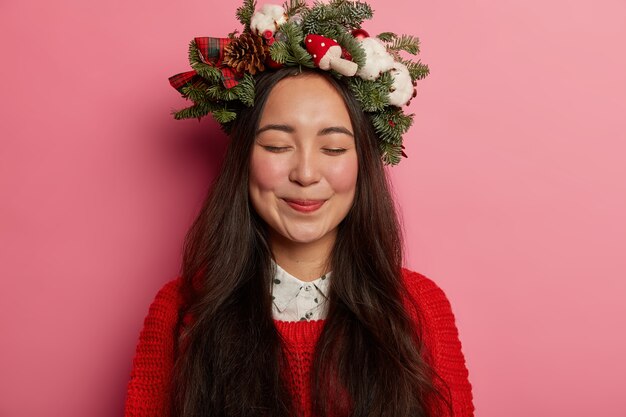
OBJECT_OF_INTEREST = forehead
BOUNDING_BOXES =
[259,74,353,130]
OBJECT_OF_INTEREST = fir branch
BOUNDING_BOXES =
[347,72,393,112]
[180,81,209,103]
[269,41,291,64]
[334,30,366,68]
[301,3,329,33]
[389,109,414,136]
[371,107,413,145]
[236,0,256,30]
[291,47,315,68]
[387,34,421,55]
[371,113,399,144]
[313,26,343,42]
[377,32,397,42]
[280,20,305,44]
[272,22,314,67]
[188,40,222,83]
[172,102,213,120]
[283,0,307,17]
[231,73,255,107]
[212,108,238,124]
[329,0,373,27]
[379,142,404,165]
[302,0,373,34]
[400,58,430,81]
[206,84,239,102]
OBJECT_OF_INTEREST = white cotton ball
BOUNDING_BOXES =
[388,62,414,107]
[356,37,395,81]
[275,13,287,26]
[250,13,276,35]
[261,4,286,23]
[251,4,287,35]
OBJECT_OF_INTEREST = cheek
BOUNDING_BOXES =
[249,150,285,193]
[325,155,358,194]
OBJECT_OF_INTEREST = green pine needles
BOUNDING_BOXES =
[170,0,429,165]
[301,0,373,35]
[372,108,414,165]
[188,40,222,84]
[283,0,307,17]
[174,39,256,129]
[347,72,394,112]
[269,22,314,67]
[236,0,257,30]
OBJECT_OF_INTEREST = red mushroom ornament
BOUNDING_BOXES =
[305,34,358,77]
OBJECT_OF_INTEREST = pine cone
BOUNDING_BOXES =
[223,33,268,75]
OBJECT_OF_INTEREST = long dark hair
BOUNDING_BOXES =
[171,67,448,417]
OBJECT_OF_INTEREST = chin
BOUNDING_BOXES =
[285,233,327,244]
[283,227,330,245]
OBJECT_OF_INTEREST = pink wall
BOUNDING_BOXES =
[1,0,625,415]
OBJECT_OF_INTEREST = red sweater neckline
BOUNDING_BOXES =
[273,318,326,345]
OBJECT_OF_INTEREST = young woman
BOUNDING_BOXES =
[125,2,473,416]
[124,66,473,416]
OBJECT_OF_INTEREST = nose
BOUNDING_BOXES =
[288,148,321,187]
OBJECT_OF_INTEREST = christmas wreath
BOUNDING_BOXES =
[169,0,429,165]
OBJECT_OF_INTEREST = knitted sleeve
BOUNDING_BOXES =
[124,277,183,417]
[402,269,475,417]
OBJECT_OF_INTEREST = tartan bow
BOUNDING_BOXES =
[169,37,241,92]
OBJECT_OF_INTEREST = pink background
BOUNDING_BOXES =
[1,0,625,415]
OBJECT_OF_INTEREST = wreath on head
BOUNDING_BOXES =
[169,0,429,165]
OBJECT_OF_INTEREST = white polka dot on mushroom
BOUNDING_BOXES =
[321,42,325,47]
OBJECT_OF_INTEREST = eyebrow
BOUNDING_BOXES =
[256,124,294,135]
[318,126,354,137]
[255,124,353,137]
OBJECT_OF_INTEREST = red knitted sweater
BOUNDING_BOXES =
[124,269,474,416]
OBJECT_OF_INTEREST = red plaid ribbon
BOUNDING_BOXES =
[169,37,242,92]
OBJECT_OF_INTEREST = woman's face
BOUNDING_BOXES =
[249,74,358,251]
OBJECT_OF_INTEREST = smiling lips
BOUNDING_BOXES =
[284,199,326,213]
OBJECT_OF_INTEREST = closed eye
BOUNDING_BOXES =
[262,145,290,153]
[323,148,348,155]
